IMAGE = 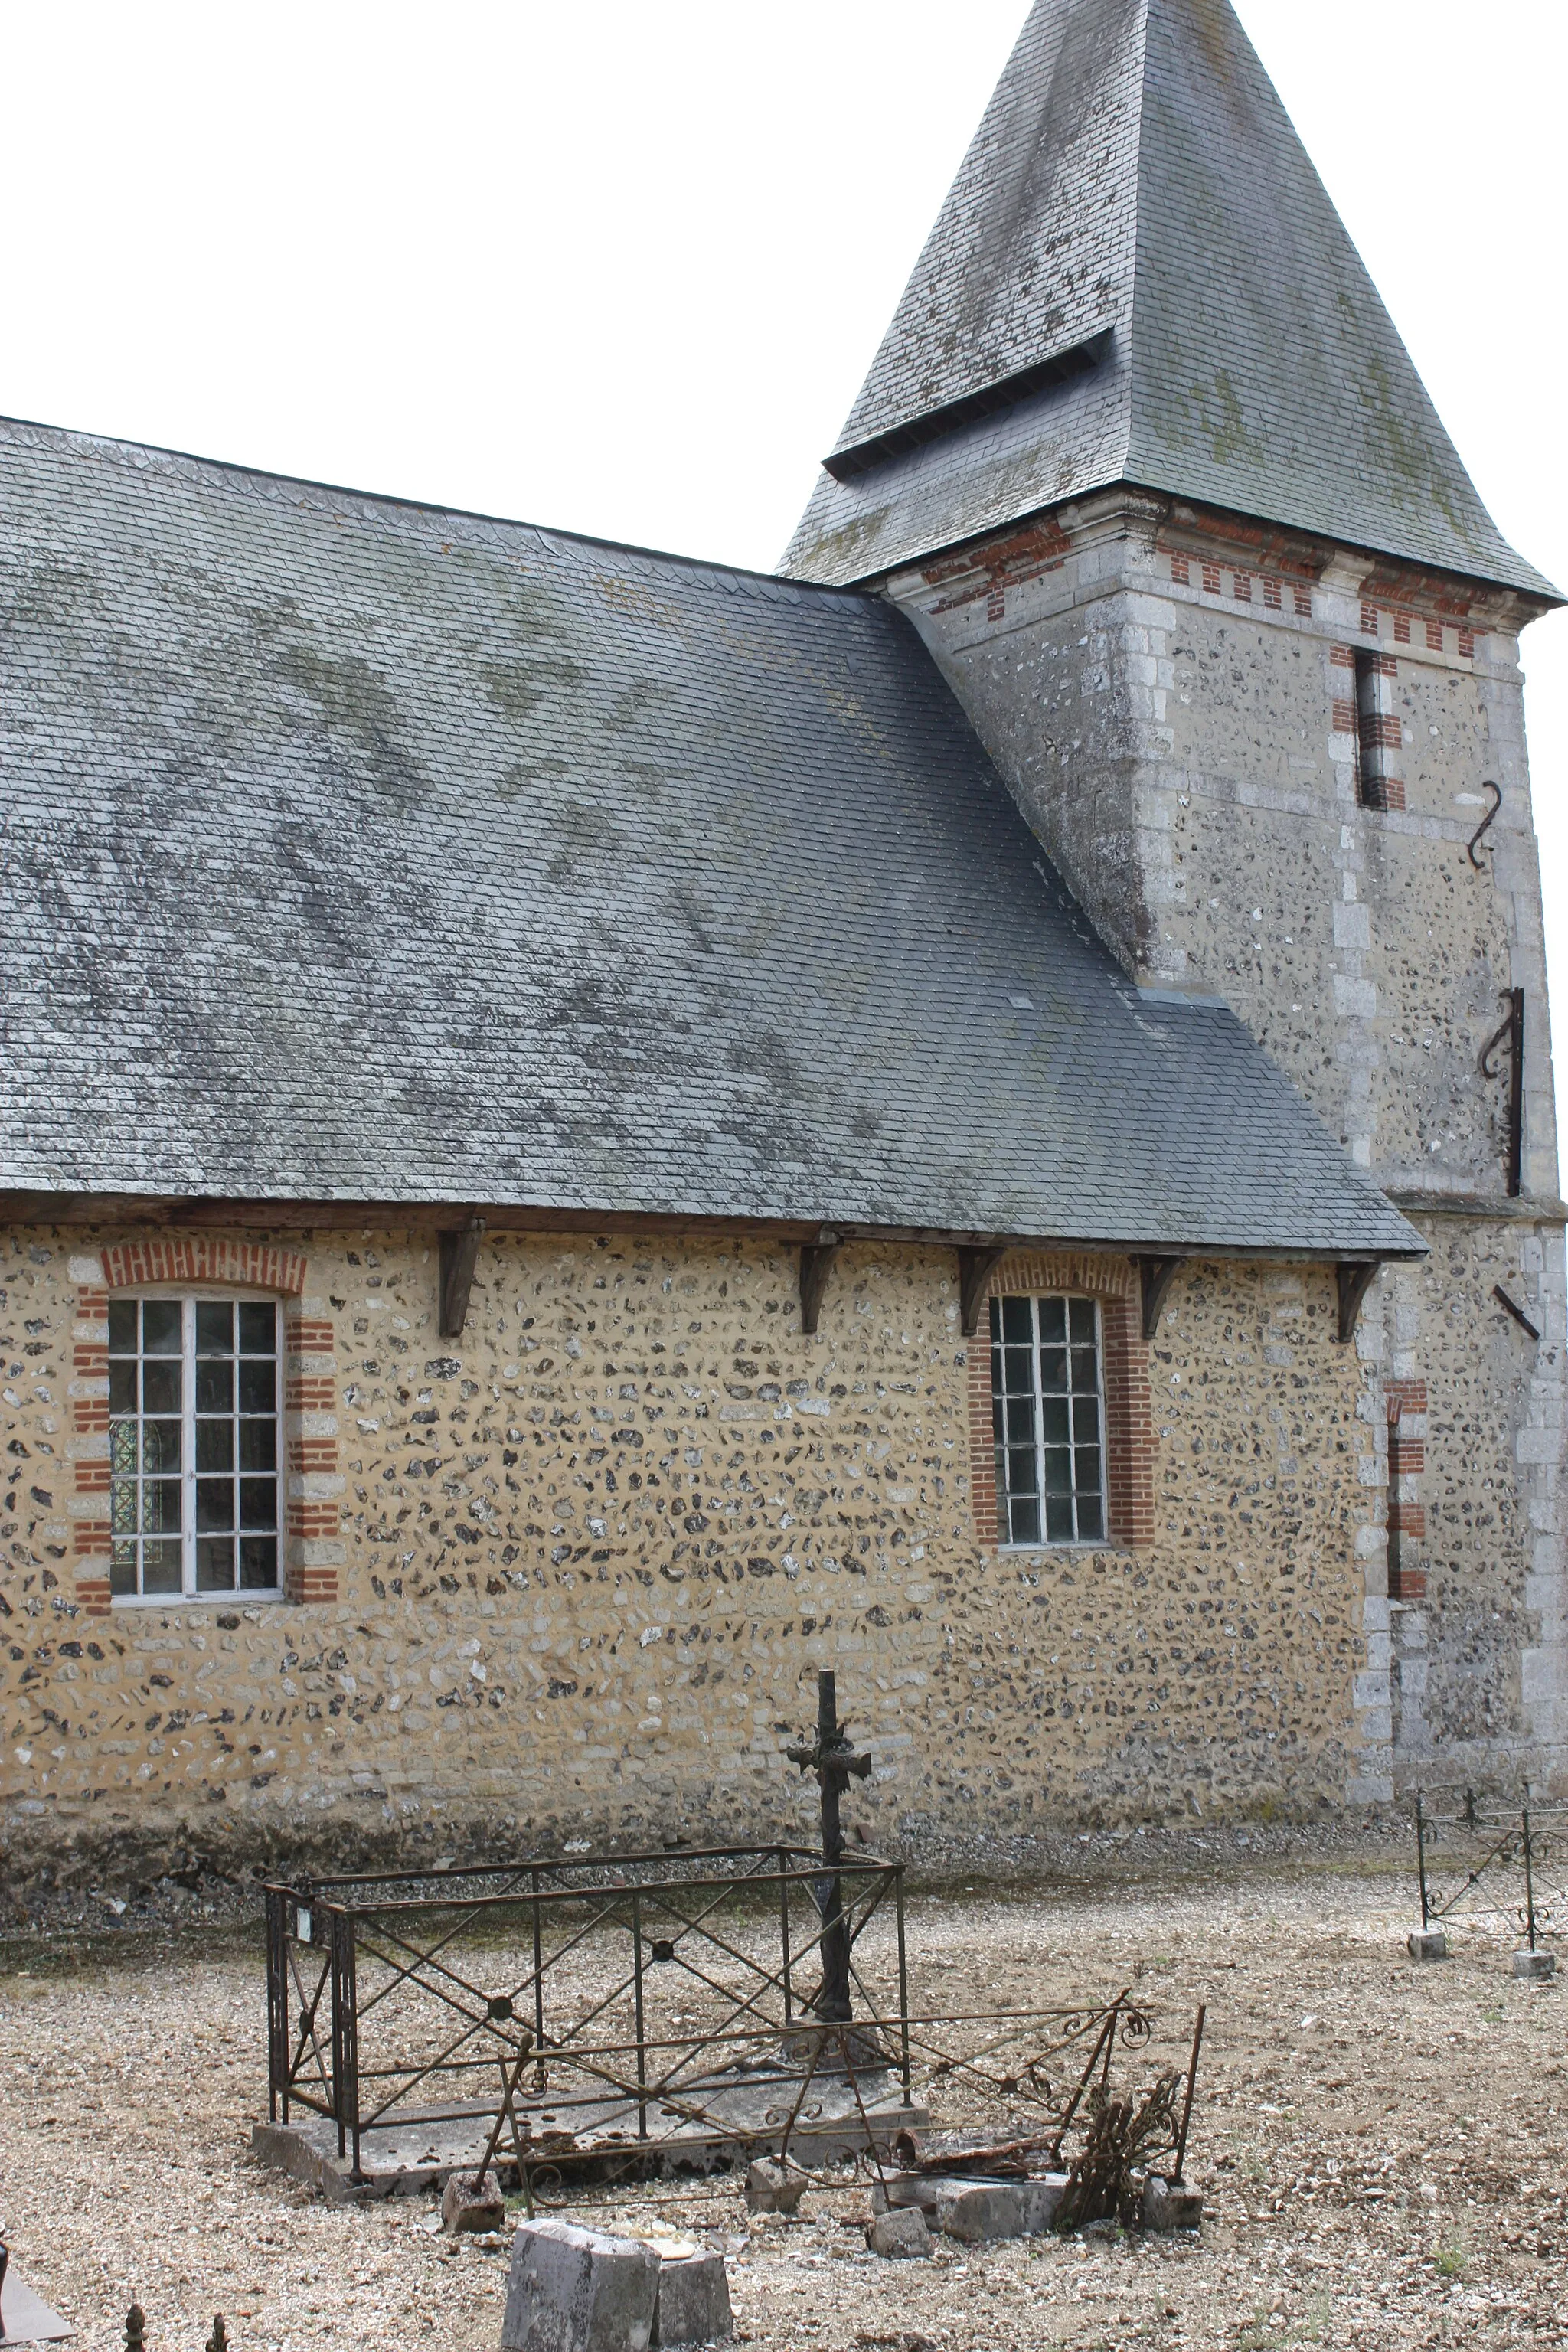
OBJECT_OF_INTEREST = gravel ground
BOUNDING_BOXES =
[3,1851,1565,2351]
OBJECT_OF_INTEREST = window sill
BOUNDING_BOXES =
[110,1590,286,1609]
[998,1540,1126,1556]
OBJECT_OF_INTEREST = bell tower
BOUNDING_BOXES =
[785,0,1566,1798]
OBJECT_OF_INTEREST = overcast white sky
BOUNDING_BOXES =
[5,1,1563,1139]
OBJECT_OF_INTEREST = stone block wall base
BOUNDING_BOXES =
[866,2207,933,2259]
[1407,1928,1449,1962]
[651,2250,734,2347]
[501,2220,659,2352]
[1143,2174,1204,2233]
[443,2170,505,2233]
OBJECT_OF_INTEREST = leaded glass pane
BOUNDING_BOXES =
[142,1300,181,1354]
[198,1537,236,1591]
[1000,1295,1034,1344]
[238,1302,275,1354]
[240,1534,279,1589]
[142,1538,181,1593]
[196,1301,233,1354]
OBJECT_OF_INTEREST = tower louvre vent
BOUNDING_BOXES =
[822,326,1115,484]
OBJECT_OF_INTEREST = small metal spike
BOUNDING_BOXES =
[125,2308,146,2352]
[207,2318,230,2352]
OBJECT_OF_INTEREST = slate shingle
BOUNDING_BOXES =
[785,0,1557,603]
[0,414,1418,1259]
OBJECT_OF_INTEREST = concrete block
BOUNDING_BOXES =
[882,2169,1067,2239]
[1142,2174,1203,2233]
[933,2178,1028,2243]
[1513,1948,1557,1980]
[501,2219,659,2352]
[745,2158,806,2215]
[1407,1927,1449,1962]
[1019,2174,1069,2233]
[652,2249,734,2344]
[865,2207,932,2260]
[443,2168,505,2233]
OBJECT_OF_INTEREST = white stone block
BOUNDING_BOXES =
[501,2220,659,2352]
[652,2250,734,2344]
[865,2207,932,2259]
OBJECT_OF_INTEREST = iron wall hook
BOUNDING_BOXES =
[1467,779,1503,870]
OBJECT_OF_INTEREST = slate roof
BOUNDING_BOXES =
[0,415,1419,1258]
[786,0,1558,601]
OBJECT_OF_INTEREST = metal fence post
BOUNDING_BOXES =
[328,1906,348,2161]
[531,1864,545,2058]
[265,1886,287,2123]
[632,1890,648,2140]
[1522,1800,1539,1953]
[1174,2004,1206,2184]
[777,1845,792,2027]
[1415,1791,1429,1931]
[894,1864,910,2107]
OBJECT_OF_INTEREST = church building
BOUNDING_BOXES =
[2,0,1562,1877]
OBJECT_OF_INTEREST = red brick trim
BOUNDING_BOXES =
[988,1252,1138,1302]
[1384,1381,1428,1604]
[967,1253,1155,1553]
[101,1238,307,1295]
[70,1283,112,1615]
[1102,1292,1155,1550]
[281,1298,341,1606]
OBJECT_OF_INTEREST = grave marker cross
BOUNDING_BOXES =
[786,1669,871,2023]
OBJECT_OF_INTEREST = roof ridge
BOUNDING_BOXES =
[0,409,872,609]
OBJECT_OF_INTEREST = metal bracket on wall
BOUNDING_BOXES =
[1479,987,1525,1198]
[799,1235,841,1334]
[1467,779,1503,870]
[1493,1284,1541,1341]
[956,1244,1008,1338]
[1135,1255,1186,1341]
[438,1212,485,1339]
[1336,1259,1381,1344]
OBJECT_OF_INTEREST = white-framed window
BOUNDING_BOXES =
[108,1295,282,1601]
[989,1294,1106,1545]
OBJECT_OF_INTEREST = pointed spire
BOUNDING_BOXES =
[785,0,1553,601]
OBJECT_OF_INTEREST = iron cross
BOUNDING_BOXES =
[786,1669,871,2023]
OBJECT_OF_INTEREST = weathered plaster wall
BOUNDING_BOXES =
[1,1227,1375,1875]
[885,493,1566,1794]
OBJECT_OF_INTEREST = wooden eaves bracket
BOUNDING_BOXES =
[956,1245,1008,1338]
[1135,1255,1186,1341]
[438,1212,485,1339]
[799,1235,841,1334]
[1336,1259,1381,1344]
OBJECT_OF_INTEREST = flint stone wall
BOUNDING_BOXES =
[0,1225,1378,1873]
